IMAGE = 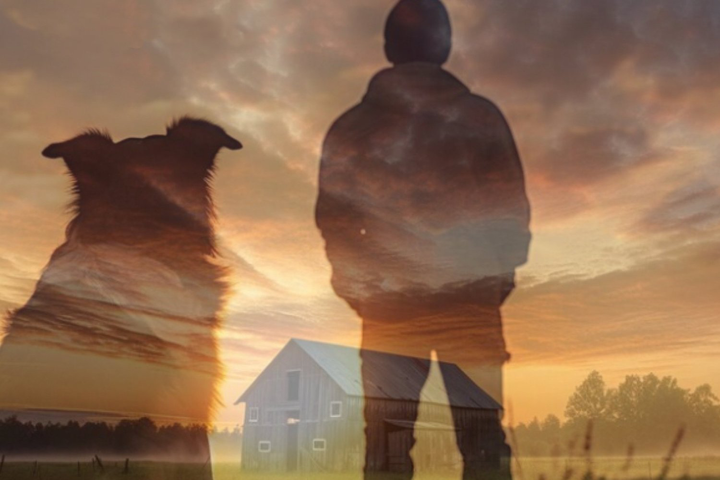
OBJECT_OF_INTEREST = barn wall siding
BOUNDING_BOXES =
[240,342,365,472]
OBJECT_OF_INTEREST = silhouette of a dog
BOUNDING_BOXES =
[0,118,241,434]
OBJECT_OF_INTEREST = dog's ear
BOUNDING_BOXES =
[42,142,68,159]
[167,117,243,152]
[42,130,113,161]
[42,130,115,188]
[221,133,243,150]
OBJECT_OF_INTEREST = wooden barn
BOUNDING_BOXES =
[235,338,504,473]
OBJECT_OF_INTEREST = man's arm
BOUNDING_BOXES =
[470,97,532,274]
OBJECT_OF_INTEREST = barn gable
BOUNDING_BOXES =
[234,339,343,405]
[237,338,501,410]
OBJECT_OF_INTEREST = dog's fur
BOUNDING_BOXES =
[0,117,241,426]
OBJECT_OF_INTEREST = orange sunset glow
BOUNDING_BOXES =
[1,0,719,468]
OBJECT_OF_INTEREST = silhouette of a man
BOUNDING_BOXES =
[316,0,530,478]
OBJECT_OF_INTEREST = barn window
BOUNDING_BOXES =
[330,401,342,418]
[249,407,259,423]
[287,370,300,401]
[258,441,271,453]
[312,438,326,451]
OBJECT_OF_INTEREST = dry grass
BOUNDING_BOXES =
[1,427,717,480]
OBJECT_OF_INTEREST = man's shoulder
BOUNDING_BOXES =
[466,92,502,111]
[456,91,511,127]
[329,103,367,128]
[322,100,383,148]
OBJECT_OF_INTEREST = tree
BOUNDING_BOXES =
[688,384,719,418]
[565,371,609,423]
[607,374,689,429]
[541,414,561,439]
[512,372,720,456]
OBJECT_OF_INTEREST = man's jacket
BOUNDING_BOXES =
[316,62,531,319]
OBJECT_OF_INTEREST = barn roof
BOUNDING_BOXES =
[237,338,501,410]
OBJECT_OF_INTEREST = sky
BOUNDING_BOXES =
[0,0,719,427]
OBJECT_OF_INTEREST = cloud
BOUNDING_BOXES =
[217,244,281,293]
[505,240,720,363]
[2,0,720,421]
[440,0,720,225]
[534,126,657,187]
[0,1,178,104]
[635,179,720,237]
[456,1,720,117]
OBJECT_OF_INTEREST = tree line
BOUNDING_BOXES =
[511,372,720,457]
[0,416,241,459]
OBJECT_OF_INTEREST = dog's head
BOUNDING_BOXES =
[43,119,241,250]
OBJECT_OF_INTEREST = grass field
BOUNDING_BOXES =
[1,457,719,480]
[515,456,720,480]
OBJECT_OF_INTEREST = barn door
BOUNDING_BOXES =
[387,429,413,473]
[286,411,300,471]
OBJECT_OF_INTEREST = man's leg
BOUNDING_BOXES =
[435,302,512,480]
[361,321,430,480]
[439,360,510,480]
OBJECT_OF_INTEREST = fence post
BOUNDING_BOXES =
[94,455,105,473]
[123,458,129,474]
